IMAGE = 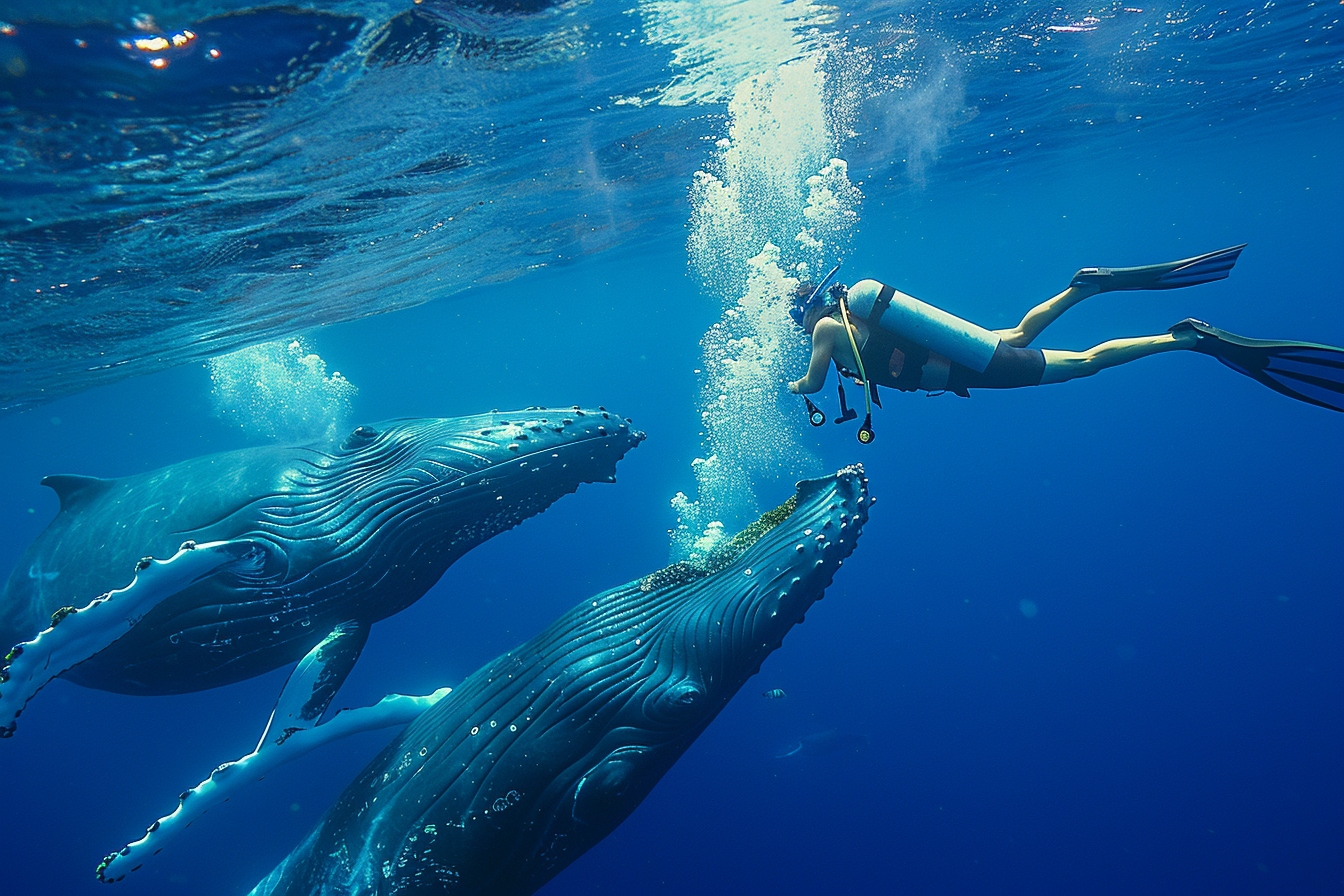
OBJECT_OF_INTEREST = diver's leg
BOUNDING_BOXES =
[1039,329,1199,384]
[994,284,1100,348]
[995,244,1247,348]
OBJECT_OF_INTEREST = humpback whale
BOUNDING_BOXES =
[246,466,870,896]
[0,408,642,736]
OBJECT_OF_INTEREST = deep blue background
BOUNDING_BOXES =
[0,115,1340,893]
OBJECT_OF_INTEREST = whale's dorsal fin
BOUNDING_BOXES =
[41,474,113,511]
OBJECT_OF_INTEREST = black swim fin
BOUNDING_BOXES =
[1071,244,1246,292]
[1170,318,1344,412]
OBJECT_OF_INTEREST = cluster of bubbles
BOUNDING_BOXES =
[207,338,357,444]
[669,35,862,561]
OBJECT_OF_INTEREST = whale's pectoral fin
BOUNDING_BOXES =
[0,538,272,739]
[258,620,368,750]
[95,625,451,883]
[570,745,651,828]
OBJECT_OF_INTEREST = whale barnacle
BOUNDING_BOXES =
[135,557,153,572]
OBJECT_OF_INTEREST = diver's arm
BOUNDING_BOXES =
[788,318,840,394]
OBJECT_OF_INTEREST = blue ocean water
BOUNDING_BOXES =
[1,1,1342,893]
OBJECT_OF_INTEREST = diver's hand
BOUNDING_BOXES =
[787,380,801,394]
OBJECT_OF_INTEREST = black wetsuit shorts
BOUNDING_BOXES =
[946,341,1046,392]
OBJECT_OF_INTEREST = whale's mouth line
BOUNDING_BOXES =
[420,425,644,489]
[486,426,643,467]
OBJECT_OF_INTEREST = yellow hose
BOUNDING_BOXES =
[837,296,872,419]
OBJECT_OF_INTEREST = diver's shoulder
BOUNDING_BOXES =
[806,315,838,343]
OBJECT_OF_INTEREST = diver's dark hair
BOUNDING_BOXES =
[789,274,847,330]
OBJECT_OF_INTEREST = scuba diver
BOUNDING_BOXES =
[787,245,1344,443]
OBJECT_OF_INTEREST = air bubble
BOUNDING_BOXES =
[207,337,356,442]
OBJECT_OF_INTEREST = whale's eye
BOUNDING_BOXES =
[341,426,378,450]
[647,679,706,723]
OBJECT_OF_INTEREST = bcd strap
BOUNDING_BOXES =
[870,284,896,324]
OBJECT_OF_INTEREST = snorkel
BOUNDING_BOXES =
[793,264,876,445]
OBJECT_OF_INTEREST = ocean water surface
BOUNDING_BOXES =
[0,0,1341,893]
